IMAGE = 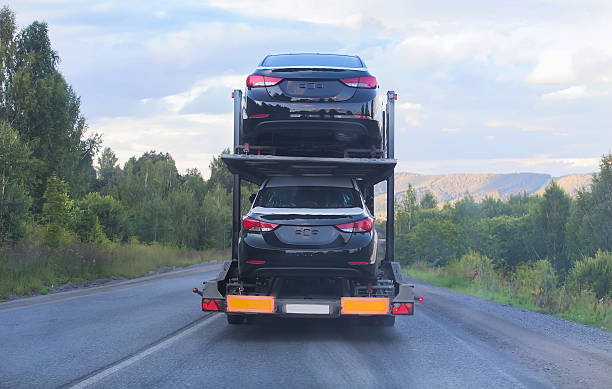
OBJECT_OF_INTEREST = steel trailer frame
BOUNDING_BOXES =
[195,89,415,324]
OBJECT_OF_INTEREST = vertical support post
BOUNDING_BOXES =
[232,174,240,260]
[385,91,395,261]
[231,90,242,261]
[233,89,242,150]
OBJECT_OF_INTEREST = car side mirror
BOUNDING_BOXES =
[249,193,256,204]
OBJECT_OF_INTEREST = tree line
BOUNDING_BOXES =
[0,7,235,251]
[395,155,612,298]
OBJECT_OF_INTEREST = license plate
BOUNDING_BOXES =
[285,304,330,315]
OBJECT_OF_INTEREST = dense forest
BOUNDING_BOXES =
[0,5,610,329]
[395,158,611,328]
[0,7,234,251]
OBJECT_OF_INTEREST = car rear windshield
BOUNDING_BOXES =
[254,186,362,209]
[261,54,364,68]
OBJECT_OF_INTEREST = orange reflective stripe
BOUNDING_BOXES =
[226,295,275,313]
[341,297,390,315]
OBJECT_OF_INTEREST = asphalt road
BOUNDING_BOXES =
[1,264,610,389]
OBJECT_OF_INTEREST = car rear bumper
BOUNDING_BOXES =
[243,117,381,155]
[238,242,378,280]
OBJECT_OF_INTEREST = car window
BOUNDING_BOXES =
[261,54,364,68]
[254,186,362,208]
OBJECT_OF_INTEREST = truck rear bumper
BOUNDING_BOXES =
[200,292,415,318]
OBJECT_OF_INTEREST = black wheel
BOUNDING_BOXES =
[226,314,245,325]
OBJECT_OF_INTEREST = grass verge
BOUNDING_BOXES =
[405,258,611,332]
[0,241,228,300]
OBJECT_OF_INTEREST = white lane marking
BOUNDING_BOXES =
[69,314,222,389]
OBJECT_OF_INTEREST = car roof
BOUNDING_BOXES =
[264,176,355,188]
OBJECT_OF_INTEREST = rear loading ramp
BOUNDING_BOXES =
[221,154,396,187]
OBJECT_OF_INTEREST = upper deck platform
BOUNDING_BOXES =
[221,154,396,187]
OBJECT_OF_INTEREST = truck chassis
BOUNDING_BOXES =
[194,90,417,325]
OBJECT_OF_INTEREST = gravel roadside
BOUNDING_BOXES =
[409,277,612,388]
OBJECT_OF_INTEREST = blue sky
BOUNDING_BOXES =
[6,0,612,177]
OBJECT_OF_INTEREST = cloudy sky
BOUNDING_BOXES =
[6,0,612,177]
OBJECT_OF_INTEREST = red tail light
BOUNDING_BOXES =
[202,298,224,311]
[354,218,373,232]
[392,302,413,315]
[335,217,373,233]
[246,74,283,88]
[242,217,278,232]
[335,221,354,233]
[340,75,377,89]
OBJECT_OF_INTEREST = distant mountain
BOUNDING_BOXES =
[374,172,593,218]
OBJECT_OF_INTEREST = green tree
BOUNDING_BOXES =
[0,6,16,120]
[409,218,463,266]
[77,192,124,241]
[569,250,612,299]
[5,18,100,208]
[42,175,73,246]
[167,188,200,248]
[419,191,437,209]
[397,184,417,234]
[207,149,233,193]
[566,154,612,259]
[538,181,571,273]
[0,121,30,241]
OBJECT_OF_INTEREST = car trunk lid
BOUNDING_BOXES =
[252,207,365,247]
[262,69,364,102]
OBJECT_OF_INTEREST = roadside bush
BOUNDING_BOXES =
[511,260,557,309]
[569,250,612,299]
[447,251,498,291]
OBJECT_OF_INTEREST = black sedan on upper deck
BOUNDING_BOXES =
[243,53,383,157]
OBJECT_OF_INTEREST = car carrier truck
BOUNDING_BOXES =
[193,89,419,326]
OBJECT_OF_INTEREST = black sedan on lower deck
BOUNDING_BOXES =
[243,53,383,157]
[238,177,379,282]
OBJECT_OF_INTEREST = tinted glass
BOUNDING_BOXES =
[261,54,364,68]
[255,186,362,209]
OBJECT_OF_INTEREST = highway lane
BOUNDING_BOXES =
[0,265,221,389]
[1,265,610,388]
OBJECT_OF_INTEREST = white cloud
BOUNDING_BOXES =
[161,74,244,113]
[93,112,233,176]
[396,155,599,175]
[442,128,460,133]
[526,50,575,84]
[397,102,423,126]
[541,85,590,100]
[484,121,509,128]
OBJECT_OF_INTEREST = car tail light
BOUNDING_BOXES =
[353,218,373,232]
[340,76,377,88]
[335,221,354,233]
[335,217,373,233]
[242,217,278,232]
[246,74,283,88]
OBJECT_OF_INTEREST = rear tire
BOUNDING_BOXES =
[226,314,245,325]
